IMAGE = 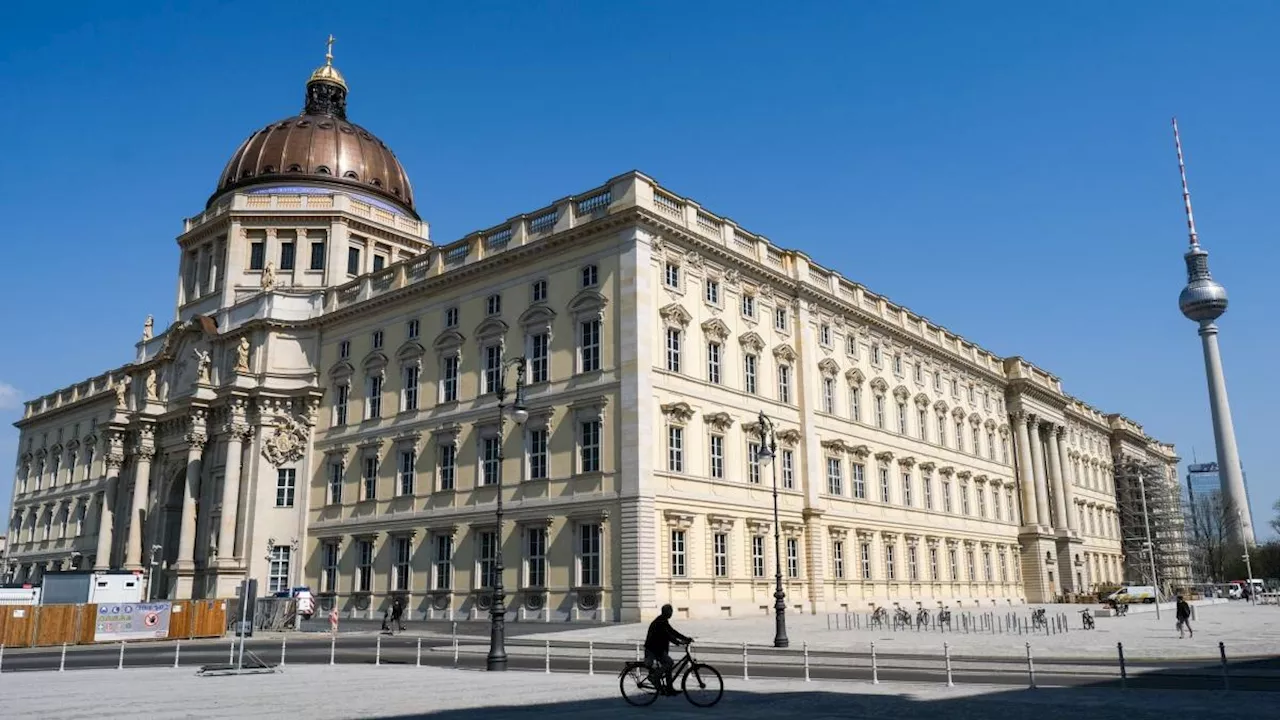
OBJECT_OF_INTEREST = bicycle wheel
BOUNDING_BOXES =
[682,662,724,707]
[620,662,660,707]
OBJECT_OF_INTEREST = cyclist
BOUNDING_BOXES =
[645,604,693,695]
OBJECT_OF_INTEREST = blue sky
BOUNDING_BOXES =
[0,1,1276,536]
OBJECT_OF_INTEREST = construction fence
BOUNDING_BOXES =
[0,599,227,649]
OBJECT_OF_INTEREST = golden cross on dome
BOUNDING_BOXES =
[325,34,336,65]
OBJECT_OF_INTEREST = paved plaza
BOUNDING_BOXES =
[509,601,1280,660]
[4,664,1277,719]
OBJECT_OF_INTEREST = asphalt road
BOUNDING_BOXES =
[2,635,1275,692]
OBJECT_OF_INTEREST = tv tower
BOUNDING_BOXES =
[1173,118,1255,545]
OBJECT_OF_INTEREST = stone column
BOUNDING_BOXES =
[1045,424,1068,532]
[1028,417,1051,528]
[1013,413,1037,527]
[124,426,156,571]
[217,412,250,564]
[1054,429,1077,534]
[93,453,123,570]
[176,413,208,570]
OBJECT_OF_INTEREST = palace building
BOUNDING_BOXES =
[6,51,1186,620]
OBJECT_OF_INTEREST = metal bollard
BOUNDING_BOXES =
[416,637,422,667]
[1117,642,1127,689]
[545,640,551,674]
[871,641,880,684]
[453,634,459,667]
[174,641,181,669]
[281,635,287,667]
[827,615,832,631]
[59,643,67,672]
[589,641,595,676]
[1025,643,1036,689]
[120,641,127,670]
[330,634,336,665]
[804,642,811,682]
[1219,642,1230,691]
[376,633,382,666]
[635,642,641,661]
[945,642,954,687]
[742,643,749,680]
[228,640,234,664]
[1,643,5,673]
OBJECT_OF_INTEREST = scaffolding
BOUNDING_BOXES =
[1114,457,1193,595]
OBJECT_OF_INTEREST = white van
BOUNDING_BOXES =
[1106,586,1157,604]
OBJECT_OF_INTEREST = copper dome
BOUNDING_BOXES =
[208,55,416,217]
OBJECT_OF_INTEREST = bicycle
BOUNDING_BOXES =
[619,643,724,708]
[893,607,912,629]
[916,608,931,629]
[1031,607,1047,629]
[869,606,889,629]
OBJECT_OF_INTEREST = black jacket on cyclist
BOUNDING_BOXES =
[645,615,691,656]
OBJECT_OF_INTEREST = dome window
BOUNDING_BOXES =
[371,178,382,188]
[316,166,332,175]
[241,169,254,179]
[287,164,303,172]
[318,121,334,130]
[343,171,359,180]
[262,165,276,174]
[297,120,312,128]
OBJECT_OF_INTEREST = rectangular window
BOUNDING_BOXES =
[860,542,872,580]
[901,471,912,506]
[441,355,459,402]
[942,479,953,513]
[269,546,291,594]
[823,378,836,413]
[357,540,374,592]
[481,436,501,486]
[366,374,383,419]
[340,340,351,359]
[486,293,502,315]
[972,427,981,456]
[407,318,420,340]
[433,535,453,590]
[347,247,361,275]
[531,279,547,303]
[885,544,896,580]
[309,241,325,270]
[777,365,791,403]
[526,527,547,587]
[362,456,378,501]
[744,354,758,394]
[581,264,598,288]
[871,344,882,365]
[826,457,843,495]
[402,365,419,411]
[914,363,923,383]
[665,328,681,373]
[752,536,766,578]
[664,262,680,288]
[938,414,947,446]
[1001,439,1010,464]
[670,529,686,576]
[893,353,903,375]
[918,409,928,440]
[484,344,502,394]
[667,426,684,473]
[275,468,296,508]
[955,421,965,451]
[279,241,296,271]
[852,463,866,499]
[741,294,755,318]
[847,336,858,357]
[929,547,940,580]
[438,444,456,491]
[897,402,908,434]
[923,475,933,510]
[774,306,787,331]
[832,540,845,579]
[786,537,799,578]
[705,279,720,305]
[372,330,384,350]
[934,372,942,392]
[820,324,831,346]
[527,428,548,480]
[529,333,549,383]
[579,523,602,586]
[580,319,601,373]
[967,550,977,581]
[782,449,795,490]
[328,462,343,505]
[372,254,385,272]
[987,431,996,460]
[444,306,459,328]
[709,434,725,479]
[908,545,919,581]
[999,551,1008,582]
[250,242,265,271]
[960,483,971,515]
[851,388,861,422]
[983,550,993,581]
[322,542,339,593]
[977,485,986,517]
[580,419,601,473]
[949,548,959,581]
[879,467,890,502]
[713,533,727,578]
[747,442,761,485]
[874,396,885,428]
[478,531,497,588]
[393,537,411,592]
[706,342,721,384]
[398,449,416,496]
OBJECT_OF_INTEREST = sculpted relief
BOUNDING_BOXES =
[261,414,309,467]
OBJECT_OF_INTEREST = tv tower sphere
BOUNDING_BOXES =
[1179,245,1229,322]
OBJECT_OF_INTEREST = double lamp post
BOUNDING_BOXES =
[485,352,529,671]
[754,411,789,649]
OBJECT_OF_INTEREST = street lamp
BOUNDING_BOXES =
[1136,470,1161,620]
[487,353,528,671]
[147,544,163,601]
[755,411,788,648]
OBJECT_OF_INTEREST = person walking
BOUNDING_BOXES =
[1175,595,1194,639]
[390,595,406,632]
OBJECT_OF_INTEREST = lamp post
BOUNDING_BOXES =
[487,353,529,671]
[1137,470,1161,620]
[754,411,788,648]
[147,544,163,601]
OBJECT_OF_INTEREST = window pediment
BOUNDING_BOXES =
[659,303,692,328]
[519,305,556,331]
[969,413,982,426]
[934,400,949,413]
[569,289,608,319]
[773,344,796,363]
[738,331,765,353]
[396,341,426,364]
[821,438,852,454]
[952,407,967,419]
[777,428,801,446]
[703,412,734,432]
[433,330,465,352]
[701,318,730,340]
[914,393,931,408]
[475,318,509,341]
[329,360,355,381]
[893,385,910,401]
[660,401,695,425]
[850,444,870,458]
[869,377,889,394]
[817,358,840,377]
[845,368,865,386]
[363,351,388,374]
[984,418,997,430]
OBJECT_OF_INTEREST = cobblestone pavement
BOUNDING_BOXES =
[3,665,1276,719]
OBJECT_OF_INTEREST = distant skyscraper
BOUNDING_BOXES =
[1173,119,1256,545]
[1185,461,1251,516]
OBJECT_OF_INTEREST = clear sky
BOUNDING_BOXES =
[0,1,1276,536]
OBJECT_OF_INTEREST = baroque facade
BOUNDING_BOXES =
[6,53,1185,619]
